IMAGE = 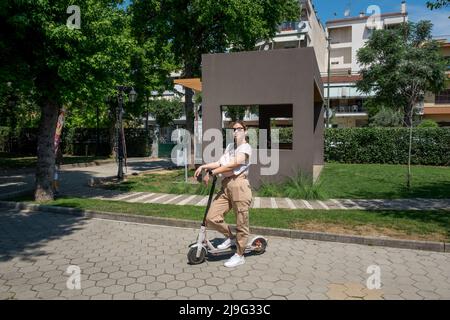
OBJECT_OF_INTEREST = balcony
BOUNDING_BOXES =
[332,105,367,116]
[277,21,310,34]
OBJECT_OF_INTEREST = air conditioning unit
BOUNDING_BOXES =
[298,21,310,33]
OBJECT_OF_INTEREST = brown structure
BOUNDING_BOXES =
[202,48,324,188]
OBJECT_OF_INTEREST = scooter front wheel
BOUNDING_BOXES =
[187,246,207,265]
[251,237,267,255]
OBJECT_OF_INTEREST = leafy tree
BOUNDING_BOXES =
[369,107,403,127]
[426,0,449,10]
[356,21,447,188]
[148,98,184,129]
[130,0,300,165]
[0,0,137,200]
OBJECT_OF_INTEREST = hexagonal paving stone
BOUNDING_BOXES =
[175,273,194,281]
[271,287,293,297]
[128,270,146,279]
[198,285,218,295]
[104,285,125,295]
[125,283,145,293]
[117,277,136,286]
[89,273,108,281]
[157,274,175,283]
[37,289,61,299]
[236,282,257,291]
[136,275,156,285]
[178,287,198,297]
[96,278,116,288]
[252,288,272,299]
[146,281,166,291]
[109,271,127,280]
[82,286,104,297]
[112,292,135,300]
[155,289,178,299]
[231,290,252,300]
[205,278,225,286]
[186,279,205,287]
[133,290,156,300]
[167,280,186,290]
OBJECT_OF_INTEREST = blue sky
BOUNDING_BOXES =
[313,0,449,38]
[121,0,449,39]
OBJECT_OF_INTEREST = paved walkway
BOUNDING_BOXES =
[1,158,450,211]
[79,189,450,211]
[1,208,449,300]
[0,158,173,199]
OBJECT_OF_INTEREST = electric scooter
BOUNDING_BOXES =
[187,175,268,265]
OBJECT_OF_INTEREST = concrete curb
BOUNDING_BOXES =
[1,200,448,253]
[59,159,116,169]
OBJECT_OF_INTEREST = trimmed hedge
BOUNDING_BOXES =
[325,128,450,166]
[2,126,449,165]
[0,127,152,157]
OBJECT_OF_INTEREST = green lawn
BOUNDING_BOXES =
[102,169,215,195]
[0,153,111,169]
[22,197,450,242]
[320,163,450,199]
[103,163,450,200]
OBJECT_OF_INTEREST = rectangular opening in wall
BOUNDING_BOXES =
[260,104,293,150]
[220,104,293,150]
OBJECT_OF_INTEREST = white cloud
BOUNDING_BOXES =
[407,4,450,39]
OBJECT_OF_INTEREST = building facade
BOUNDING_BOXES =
[255,0,327,74]
[325,1,408,127]
[422,40,450,126]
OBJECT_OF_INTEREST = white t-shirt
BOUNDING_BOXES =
[219,143,252,177]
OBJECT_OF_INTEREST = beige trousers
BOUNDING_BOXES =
[205,175,252,256]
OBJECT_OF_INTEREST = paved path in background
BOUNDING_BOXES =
[80,189,450,211]
[0,208,449,300]
[1,158,450,211]
[0,158,173,199]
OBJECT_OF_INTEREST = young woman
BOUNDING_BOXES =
[194,121,252,268]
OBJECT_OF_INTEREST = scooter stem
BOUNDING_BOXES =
[202,175,217,227]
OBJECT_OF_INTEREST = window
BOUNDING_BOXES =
[435,89,450,104]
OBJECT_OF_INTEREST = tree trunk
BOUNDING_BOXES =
[407,106,414,190]
[35,100,59,201]
[403,105,412,127]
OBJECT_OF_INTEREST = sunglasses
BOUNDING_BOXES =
[232,127,245,132]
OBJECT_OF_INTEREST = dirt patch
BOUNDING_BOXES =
[290,221,447,242]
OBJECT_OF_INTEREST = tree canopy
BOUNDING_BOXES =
[357,21,447,126]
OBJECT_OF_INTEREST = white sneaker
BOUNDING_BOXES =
[217,238,236,250]
[224,253,245,268]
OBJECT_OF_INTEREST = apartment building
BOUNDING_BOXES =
[325,1,408,127]
[423,40,450,126]
[255,0,327,74]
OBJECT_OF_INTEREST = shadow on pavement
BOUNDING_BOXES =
[0,209,87,263]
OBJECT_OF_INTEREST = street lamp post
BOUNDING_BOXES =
[116,86,137,180]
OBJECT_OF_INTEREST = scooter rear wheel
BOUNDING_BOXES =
[187,246,207,264]
[251,237,267,255]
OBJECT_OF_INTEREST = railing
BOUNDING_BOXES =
[277,21,309,33]
[333,106,367,113]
